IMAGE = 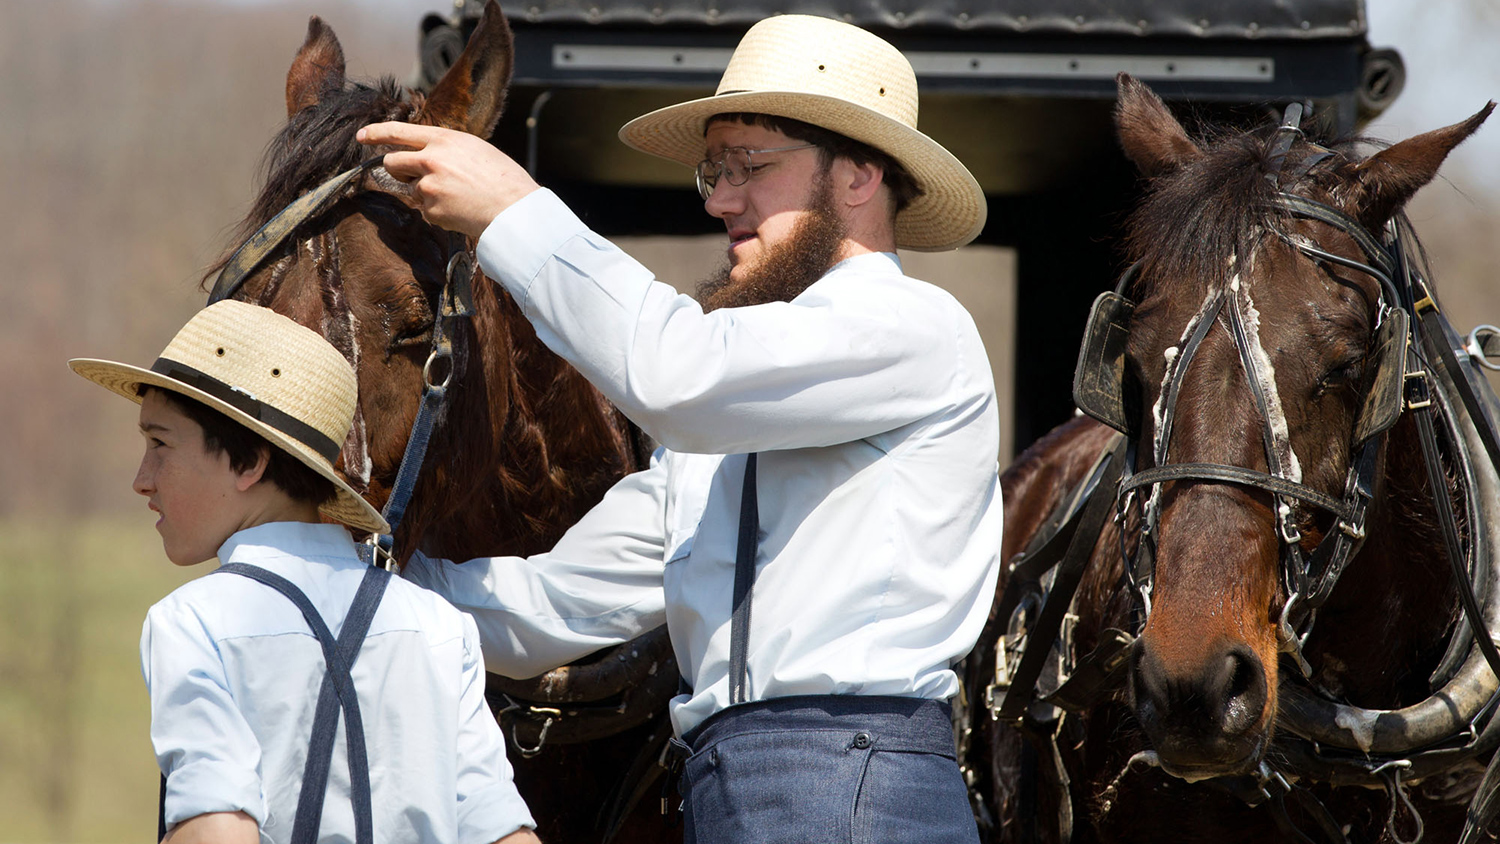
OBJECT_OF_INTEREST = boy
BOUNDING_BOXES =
[70,300,539,844]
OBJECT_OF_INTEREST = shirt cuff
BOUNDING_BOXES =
[163,758,265,828]
[476,188,589,312]
[457,782,538,844]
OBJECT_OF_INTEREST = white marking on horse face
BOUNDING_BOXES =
[339,305,371,486]
[1152,288,1218,449]
[342,409,372,488]
[1152,347,1179,441]
[1236,276,1303,482]
[1149,286,1222,513]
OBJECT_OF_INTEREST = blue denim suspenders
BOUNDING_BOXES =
[155,563,389,844]
[729,453,758,706]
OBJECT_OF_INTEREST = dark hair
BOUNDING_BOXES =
[708,112,925,212]
[138,385,339,507]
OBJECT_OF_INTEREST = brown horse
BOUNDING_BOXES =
[967,76,1500,842]
[207,5,677,842]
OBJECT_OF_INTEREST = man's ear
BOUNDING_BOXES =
[234,446,273,492]
[838,158,886,209]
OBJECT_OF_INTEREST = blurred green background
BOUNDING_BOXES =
[2,0,1496,841]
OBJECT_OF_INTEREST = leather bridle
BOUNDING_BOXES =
[206,157,477,568]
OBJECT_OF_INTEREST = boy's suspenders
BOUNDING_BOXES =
[157,564,390,844]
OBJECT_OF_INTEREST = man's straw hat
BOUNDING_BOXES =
[619,14,987,252]
[69,300,388,534]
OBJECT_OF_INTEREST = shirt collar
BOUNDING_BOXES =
[788,252,903,305]
[217,521,358,565]
[824,251,902,278]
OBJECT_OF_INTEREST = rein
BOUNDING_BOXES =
[206,158,477,567]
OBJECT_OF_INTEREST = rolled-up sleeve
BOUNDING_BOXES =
[142,600,266,829]
[477,189,961,454]
[454,615,537,842]
[403,458,671,679]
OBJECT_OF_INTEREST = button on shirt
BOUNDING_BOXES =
[143,522,534,843]
[402,189,1003,738]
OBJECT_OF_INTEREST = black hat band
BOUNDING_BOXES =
[150,358,342,463]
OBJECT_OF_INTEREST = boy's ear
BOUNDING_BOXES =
[234,446,273,492]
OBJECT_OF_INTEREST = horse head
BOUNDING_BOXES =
[210,2,637,564]
[1110,74,1491,779]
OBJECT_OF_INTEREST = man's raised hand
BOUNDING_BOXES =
[357,122,539,237]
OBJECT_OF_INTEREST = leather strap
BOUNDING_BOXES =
[997,438,1127,724]
[730,454,758,706]
[1122,462,1355,522]
[208,162,378,305]
[1269,194,1397,282]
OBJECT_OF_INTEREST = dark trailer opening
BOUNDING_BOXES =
[417,0,1403,454]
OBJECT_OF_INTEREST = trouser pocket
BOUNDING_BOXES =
[682,728,866,844]
[851,748,980,844]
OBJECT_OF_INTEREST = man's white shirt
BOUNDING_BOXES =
[403,189,1004,738]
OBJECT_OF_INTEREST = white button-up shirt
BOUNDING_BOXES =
[143,522,534,843]
[403,189,1003,738]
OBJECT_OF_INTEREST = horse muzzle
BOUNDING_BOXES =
[1129,636,1273,778]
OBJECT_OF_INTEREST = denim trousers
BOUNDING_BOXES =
[679,695,980,844]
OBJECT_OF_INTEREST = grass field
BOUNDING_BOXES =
[0,516,201,843]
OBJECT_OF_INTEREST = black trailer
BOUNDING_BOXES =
[415,0,1404,454]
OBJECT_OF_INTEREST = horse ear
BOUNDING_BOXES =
[418,0,514,137]
[285,16,346,117]
[1114,73,1202,177]
[1348,102,1495,230]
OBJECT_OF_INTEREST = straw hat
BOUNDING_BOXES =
[619,14,986,252]
[69,300,389,534]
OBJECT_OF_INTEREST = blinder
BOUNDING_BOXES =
[1072,281,1408,445]
[1355,308,1408,444]
[1073,289,1137,435]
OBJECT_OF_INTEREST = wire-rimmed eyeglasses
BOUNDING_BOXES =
[694,144,818,200]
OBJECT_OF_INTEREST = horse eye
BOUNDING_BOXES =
[391,325,433,349]
[1314,360,1363,397]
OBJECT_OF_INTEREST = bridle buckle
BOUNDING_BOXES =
[1404,369,1433,411]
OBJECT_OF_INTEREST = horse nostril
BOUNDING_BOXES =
[1128,640,1165,729]
[1214,646,1266,736]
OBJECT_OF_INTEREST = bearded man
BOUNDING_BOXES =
[362,13,1001,843]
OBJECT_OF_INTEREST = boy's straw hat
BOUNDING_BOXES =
[69,300,388,534]
[618,14,987,252]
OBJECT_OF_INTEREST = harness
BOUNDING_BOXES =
[983,106,1500,844]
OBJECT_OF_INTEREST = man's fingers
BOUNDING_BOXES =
[379,149,430,181]
[357,121,444,149]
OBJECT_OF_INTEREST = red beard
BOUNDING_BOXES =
[695,171,847,313]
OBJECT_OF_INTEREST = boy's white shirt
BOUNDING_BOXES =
[143,521,534,843]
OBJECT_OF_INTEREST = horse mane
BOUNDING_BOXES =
[202,77,423,287]
[1123,121,1373,303]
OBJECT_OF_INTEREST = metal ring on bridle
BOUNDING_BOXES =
[422,348,454,392]
[1467,325,1500,372]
